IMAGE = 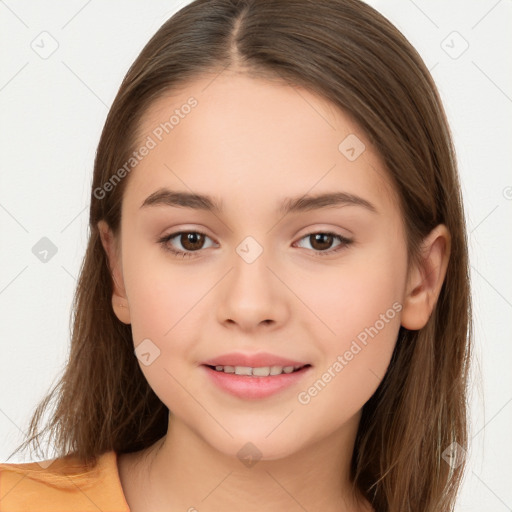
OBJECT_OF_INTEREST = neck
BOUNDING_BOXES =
[122,411,372,512]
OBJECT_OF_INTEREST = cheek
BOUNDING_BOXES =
[123,264,202,414]
[294,243,406,394]
[123,244,207,344]
[122,252,210,402]
[293,288,402,447]
[296,245,406,341]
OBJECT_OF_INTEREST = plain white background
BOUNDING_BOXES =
[0,1,511,510]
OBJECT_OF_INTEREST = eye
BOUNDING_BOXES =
[158,230,353,259]
[294,232,352,256]
[158,231,217,258]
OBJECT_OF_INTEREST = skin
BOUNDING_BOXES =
[98,71,450,511]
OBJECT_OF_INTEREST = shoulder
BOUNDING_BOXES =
[0,450,130,511]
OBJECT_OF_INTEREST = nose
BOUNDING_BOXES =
[216,246,290,333]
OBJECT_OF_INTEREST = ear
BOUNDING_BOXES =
[401,224,451,330]
[97,220,131,325]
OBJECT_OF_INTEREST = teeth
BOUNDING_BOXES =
[235,366,252,376]
[252,366,270,377]
[270,365,282,375]
[212,364,304,376]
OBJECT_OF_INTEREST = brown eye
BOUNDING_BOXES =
[295,232,352,256]
[158,231,216,257]
[309,233,335,251]
[180,232,206,251]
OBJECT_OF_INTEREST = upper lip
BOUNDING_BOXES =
[202,352,309,368]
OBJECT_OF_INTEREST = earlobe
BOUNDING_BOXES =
[401,224,451,330]
[97,220,131,325]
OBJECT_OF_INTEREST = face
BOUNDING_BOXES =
[102,72,410,460]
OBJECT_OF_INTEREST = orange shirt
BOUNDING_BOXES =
[0,450,130,511]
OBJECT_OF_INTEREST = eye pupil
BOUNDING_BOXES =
[310,233,333,250]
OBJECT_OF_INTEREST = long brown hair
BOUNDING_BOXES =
[9,1,472,510]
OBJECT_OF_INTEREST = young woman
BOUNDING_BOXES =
[0,0,471,510]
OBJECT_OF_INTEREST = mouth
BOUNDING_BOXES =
[204,363,311,377]
[201,362,312,399]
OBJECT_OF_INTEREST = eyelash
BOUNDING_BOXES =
[157,230,353,258]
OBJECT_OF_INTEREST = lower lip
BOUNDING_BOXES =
[202,365,311,399]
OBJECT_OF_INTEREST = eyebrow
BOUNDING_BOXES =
[140,188,378,215]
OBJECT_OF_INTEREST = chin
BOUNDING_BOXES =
[198,424,310,464]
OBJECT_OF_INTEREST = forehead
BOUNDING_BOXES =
[124,72,398,218]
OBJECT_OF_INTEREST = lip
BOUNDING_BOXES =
[202,351,308,368]
[201,352,312,400]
